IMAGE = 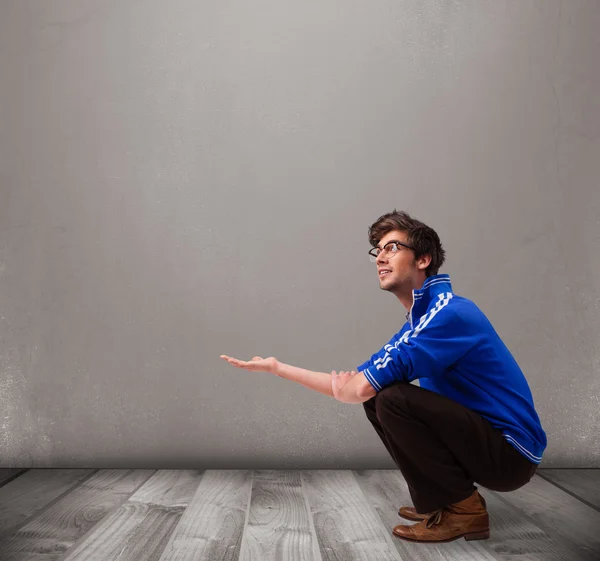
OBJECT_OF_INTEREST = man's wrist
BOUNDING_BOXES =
[272,359,282,376]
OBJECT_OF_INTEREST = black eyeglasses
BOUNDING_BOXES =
[368,240,415,262]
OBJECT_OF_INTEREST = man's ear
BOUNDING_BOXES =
[417,254,432,271]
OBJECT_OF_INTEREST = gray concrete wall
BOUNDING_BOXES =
[1,0,598,469]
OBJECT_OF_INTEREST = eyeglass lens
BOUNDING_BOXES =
[369,242,399,261]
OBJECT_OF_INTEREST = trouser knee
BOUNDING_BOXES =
[362,394,377,419]
[374,382,412,421]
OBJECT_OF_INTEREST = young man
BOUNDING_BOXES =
[220,209,547,544]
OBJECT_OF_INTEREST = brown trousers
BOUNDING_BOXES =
[363,381,537,513]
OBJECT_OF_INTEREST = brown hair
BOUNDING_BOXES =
[368,210,446,277]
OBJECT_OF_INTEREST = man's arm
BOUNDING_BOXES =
[219,354,376,403]
[275,361,376,403]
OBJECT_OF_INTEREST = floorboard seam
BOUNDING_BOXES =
[536,471,600,514]
[491,488,600,561]
[0,469,29,489]
[349,470,404,561]
[237,469,255,561]
[0,469,100,541]
[300,471,324,561]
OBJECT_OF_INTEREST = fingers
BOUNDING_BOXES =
[220,355,265,369]
[220,355,244,366]
[220,355,247,363]
[220,355,263,362]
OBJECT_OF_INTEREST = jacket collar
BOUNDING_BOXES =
[406,274,453,327]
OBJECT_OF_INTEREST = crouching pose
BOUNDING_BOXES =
[221,209,546,544]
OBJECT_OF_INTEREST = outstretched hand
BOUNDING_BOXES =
[220,354,279,374]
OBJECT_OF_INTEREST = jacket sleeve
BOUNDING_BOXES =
[356,300,481,392]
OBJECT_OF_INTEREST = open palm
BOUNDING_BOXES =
[220,354,278,374]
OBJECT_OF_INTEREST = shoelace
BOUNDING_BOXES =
[425,508,444,528]
[423,492,486,529]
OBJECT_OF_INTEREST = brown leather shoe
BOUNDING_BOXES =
[393,489,489,543]
[398,492,487,521]
[397,506,426,521]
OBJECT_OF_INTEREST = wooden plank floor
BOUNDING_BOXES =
[0,469,598,561]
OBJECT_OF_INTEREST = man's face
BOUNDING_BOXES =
[375,230,421,292]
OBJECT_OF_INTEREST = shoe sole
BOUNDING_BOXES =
[398,492,488,523]
[392,528,490,542]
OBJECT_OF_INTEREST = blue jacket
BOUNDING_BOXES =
[357,274,547,464]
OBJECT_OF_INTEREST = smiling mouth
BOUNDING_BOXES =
[379,271,392,277]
